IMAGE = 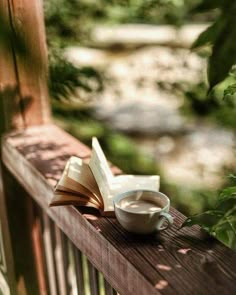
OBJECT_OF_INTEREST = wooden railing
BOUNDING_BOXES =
[0,0,236,295]
[1,125,236,295]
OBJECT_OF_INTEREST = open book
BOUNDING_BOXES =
[50,138,160,216]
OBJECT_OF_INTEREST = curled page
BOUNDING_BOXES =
[89,137,114,212]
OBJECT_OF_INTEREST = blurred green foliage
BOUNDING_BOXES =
[182,175,236,250]
[157,78,236,129]
[44,0,236,248]
[192,0,236,92]
[49,47,104,101]
[181,0,236,249]
[46,0,235,225]
[44,0,212,46]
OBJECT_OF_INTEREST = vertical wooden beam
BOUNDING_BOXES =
[0,0,51,293]
[0,3,23,290]
[1,165,40,295]
[7,0,51,126]
[0,0,24,132]
[72,245,85,295]
[87,260,100,295]
[60,232,72,295]
[54,226,70,295]
[0,165,17,295]
[104,279,116,295]
[29,204,49,295]
[42,213,59,295]
[0,0,51,130]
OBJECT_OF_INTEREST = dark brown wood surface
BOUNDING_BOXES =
[41,212,59,295]
[6,0,51,126]
[1,165,41,295]
[72,245,85,295]
[0,165,17,295]
[0,0,51,292]
[104,278,116,295]
[2,124,236,295]
[87,259,100,295]
[0,0,24,132]
[0,0,51,132]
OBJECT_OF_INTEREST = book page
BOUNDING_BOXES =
[111,175,160,196]
[52,156,102,208]
[68,157,102,205]
[51,191,99,208]
[89,138,114,212]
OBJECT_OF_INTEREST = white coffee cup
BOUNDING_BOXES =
[113,190,173,234]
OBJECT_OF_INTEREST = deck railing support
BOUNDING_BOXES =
[0,0,51,293]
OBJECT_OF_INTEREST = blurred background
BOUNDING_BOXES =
[44,0,236,217]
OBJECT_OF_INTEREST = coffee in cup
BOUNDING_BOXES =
[113,190,173,234]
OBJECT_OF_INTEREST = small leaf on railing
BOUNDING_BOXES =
[182,210,224,232]
[182,183,236,250]
[214,215,236,250]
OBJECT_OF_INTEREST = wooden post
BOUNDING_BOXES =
[0,0,51,131]
[7,0,51,126]
[0,166,16,295]
[0,0,51,293]
[0,0,24,132]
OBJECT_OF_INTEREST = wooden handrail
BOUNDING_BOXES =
[2,124,236,295]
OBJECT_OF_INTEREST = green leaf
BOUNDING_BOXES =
[216,197,236,214]
[182,190,236,250]
[223,83,236,99]
[219,186,236,202]
[48,47,104,100]
[208,8,236,90]
[191,18,225,50]
[214,215,236,250]
[182,210,224,232]
[228,174,236,181]
[191,0,233,13]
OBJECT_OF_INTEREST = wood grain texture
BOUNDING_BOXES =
[72,245,85,295]
[87,259,100,295]
[104,278,116,295]
[29,202,49,295]
[0,164,17,295]
[2,124,236,295]
[6,0,51,126]
[0,0,24,132]
[1,165,40,295]
[41,213,59,295]
[54,226,71,295]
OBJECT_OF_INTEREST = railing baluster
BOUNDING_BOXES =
[87,259,100,295]
[32,205,50,295]
[42,213,59,295]
[61,231,73,294]
[104,279,116,295]
[98,272,105,295]
[72,244,85,295]
[54,225,71,295]
[83,256,91,295]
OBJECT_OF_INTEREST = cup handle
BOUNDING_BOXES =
[156,212,173,231]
